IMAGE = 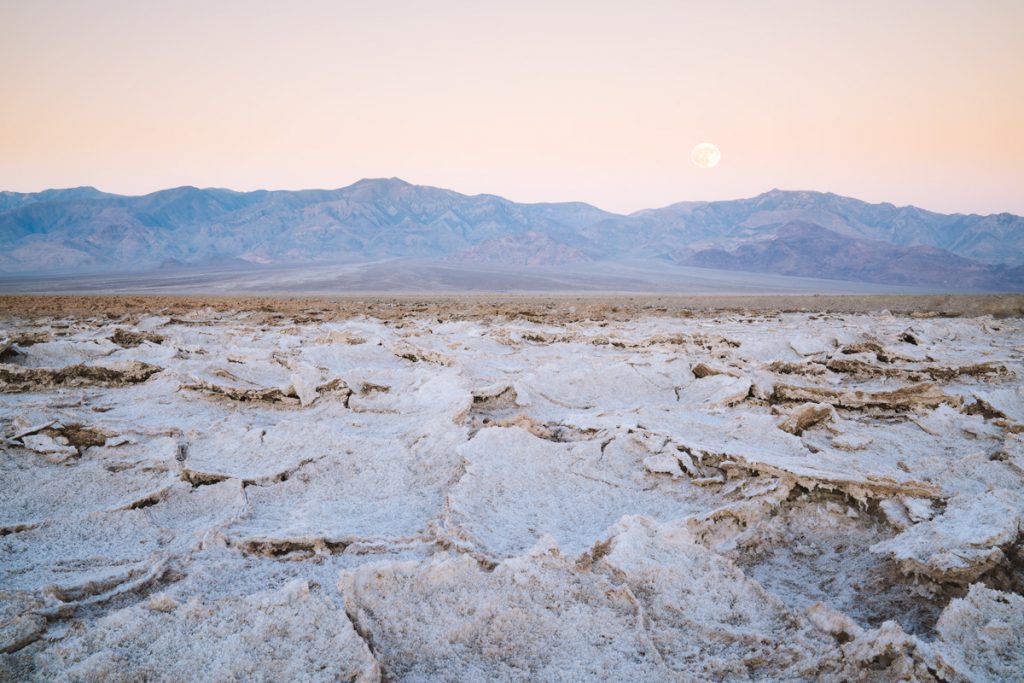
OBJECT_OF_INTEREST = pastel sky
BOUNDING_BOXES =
[1,0,1022,214]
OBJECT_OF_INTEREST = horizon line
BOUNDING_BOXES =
[2,178,1020,220]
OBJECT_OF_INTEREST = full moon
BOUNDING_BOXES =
[691,142,721,169]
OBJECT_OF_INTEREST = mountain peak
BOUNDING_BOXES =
[347,177,413,189]
[754,188,830,202]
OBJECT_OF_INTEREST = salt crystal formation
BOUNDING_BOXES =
[1,306,1022,681]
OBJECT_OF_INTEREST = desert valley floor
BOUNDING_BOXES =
[1,295,1023,681]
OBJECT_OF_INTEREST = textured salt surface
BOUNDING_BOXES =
[1,307,1023,680]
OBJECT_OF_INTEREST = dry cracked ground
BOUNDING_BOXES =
[1,298,1023,681]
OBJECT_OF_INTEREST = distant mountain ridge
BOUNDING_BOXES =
[683,222,1022,291]
[1,178,1021,290]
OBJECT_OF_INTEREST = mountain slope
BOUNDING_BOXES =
[597,189,1024,266]
[0,187,115,214]
[0,179,613,271]
[0,179,1021,290]
[682,222,1016,290]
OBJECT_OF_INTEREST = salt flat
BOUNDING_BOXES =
[1,297,1022,681]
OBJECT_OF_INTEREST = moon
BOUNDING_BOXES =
[691,142,721,169]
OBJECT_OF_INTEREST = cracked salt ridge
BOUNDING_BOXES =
[32,580,380,682]
[340,518,1020,682]
[2,310,1024,680]
[440,426,718,560]
[227,423,467,556]
[0,480,245,619]
[340,520,829,682]
[1,436,180,531]
[179,409,363,485]
[0,360,162,393]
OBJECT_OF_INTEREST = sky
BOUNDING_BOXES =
[1,0,1022,215]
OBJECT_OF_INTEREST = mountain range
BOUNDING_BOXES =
[1,178,1021,291]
